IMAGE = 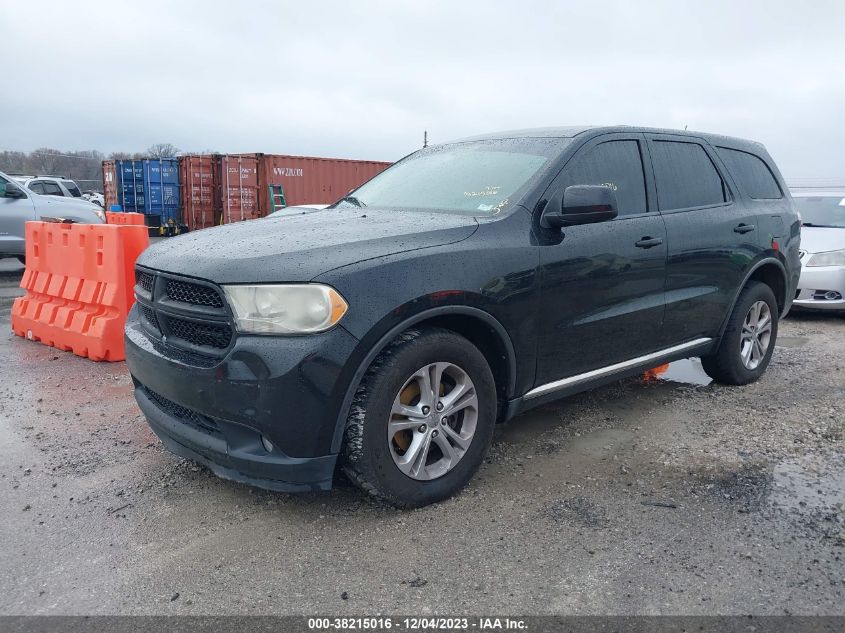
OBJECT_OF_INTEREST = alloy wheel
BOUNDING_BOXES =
[740,300,773,370]
[387,362,479,481]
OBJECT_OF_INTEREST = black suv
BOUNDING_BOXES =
[126,126,801,507]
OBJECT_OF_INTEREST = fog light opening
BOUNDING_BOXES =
[260,435,274,453]
[824,291,842,301]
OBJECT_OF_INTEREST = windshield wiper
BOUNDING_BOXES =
[802,222,842,228]
[338,195,366,208]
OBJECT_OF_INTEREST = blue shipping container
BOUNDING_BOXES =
[115,158,181,225]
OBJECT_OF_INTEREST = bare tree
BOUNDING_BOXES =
[146,143,180,158]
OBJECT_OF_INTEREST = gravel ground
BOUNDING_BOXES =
[1,257,843,615]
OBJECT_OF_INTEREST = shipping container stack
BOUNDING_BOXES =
[104,153,392,234]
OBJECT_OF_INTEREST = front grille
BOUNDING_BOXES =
[139,304,160,331]
[166,279,224,308]
[135,267,234,360]
[144,388,221,437]
[163,316,232,349]
[136,270,154,293]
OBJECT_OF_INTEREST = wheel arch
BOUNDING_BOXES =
[330,306,517,453]
[718,257,788,339]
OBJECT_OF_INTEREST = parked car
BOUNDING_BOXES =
[790,189,845,311]
[125,126,801,508]
[12,175,85,199]
[266,203,329,218]
[82,191,105,207]
[0,170,105,261]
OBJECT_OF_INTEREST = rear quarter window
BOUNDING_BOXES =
[716,147,782,200]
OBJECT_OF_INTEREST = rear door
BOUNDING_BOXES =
[645,134,759,344]
[536,133,668,384]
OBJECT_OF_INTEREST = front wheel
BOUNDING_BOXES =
[341,328,497,508]
[702,281,779,385]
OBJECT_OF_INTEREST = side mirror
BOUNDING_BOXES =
[3,182,26,199]
[541,185,618,228]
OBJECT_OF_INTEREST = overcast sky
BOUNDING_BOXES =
[3,0,844,181]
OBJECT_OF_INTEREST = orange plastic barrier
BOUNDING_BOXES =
[11,221,149,361]
[106,211,146,225]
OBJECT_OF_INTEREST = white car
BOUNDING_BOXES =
[266,203,329,218]
[790,189,845,311]
[82,191,105,207]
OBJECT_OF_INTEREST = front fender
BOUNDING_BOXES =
[328,302,518,453]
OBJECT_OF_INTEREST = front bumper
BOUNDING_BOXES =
[794,263,845,311]
[125,306,361,491]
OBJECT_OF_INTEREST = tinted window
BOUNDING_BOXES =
[716,147,782,199]
[651,141,728,211]
[29,182,45,194]
[62,180,83,197]
[560,140,647,216]
[42,182,63,196]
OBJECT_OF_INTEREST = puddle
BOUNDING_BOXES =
[644,358,712,386]
[770,457,845,512]
[775,336,810,348]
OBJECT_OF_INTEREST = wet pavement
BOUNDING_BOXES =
[1,264,843,615]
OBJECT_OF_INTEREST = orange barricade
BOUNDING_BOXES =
[10,221,149,361]
[106,211,146,225]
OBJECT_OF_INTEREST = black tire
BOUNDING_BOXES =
[341,327,497,508]
[701,281,779,385]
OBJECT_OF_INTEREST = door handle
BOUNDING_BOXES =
[734,223,755,234]
[635,236,664,248]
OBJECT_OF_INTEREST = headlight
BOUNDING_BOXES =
[222,284,348,334]
[806,249,845,267]
[93,208,105,222]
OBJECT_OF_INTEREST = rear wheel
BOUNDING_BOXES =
[341,328,497,508]
[702,281,778,385]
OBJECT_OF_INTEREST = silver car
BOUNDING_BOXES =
[790,189,845,311]
[0,170,105,261]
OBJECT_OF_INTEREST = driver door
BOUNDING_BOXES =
[535,133,668,385]
[0,176,36,256]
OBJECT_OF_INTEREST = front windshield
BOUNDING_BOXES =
[335,138,568,214]
[793,196,845,228]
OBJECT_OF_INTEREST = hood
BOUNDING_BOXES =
[138,207,479,283]
[801,226,845,254]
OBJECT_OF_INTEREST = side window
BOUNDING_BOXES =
[715,147,782,199]
[42,182,64,196]
[29,181,45,194]
[650,141,728,211]
[560,140,647,216]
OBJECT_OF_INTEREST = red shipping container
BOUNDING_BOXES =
[216,154,262,224]
[257,155,391,211]
[102,160,117,211]
[180,155,216,231]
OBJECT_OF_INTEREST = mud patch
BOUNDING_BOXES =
[686,461,773,512]
[544,496,608,528]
